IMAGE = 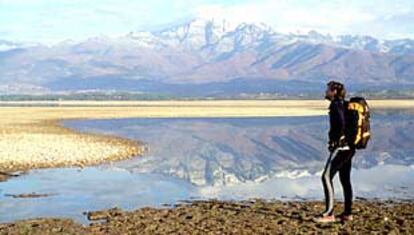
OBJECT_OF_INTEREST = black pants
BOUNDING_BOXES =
[321,147,355,216]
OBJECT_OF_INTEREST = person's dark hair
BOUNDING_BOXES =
[327,81,346,100]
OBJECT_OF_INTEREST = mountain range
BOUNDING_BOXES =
[1,18,414,96]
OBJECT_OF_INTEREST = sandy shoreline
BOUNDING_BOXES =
[0,199,412,234]
[0,119,145,180]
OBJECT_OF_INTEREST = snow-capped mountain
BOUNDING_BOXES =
[125,18,414,55]
[1,18,414,95]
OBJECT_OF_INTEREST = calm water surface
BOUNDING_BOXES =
[1,110,413,223]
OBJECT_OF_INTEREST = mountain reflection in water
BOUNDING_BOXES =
[63,110,414,186]
[1,110,413,223]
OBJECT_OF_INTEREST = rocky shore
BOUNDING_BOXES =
[0,199,412,234]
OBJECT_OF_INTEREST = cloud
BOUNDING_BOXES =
[192,0,414,38]
[0,0,413,42]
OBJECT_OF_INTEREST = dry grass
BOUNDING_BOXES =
[0,99,412,175]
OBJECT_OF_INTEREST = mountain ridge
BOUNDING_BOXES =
[1,18,414,95]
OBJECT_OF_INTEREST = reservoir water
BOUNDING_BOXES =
[1,110,413,223]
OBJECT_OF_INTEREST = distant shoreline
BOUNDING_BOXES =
[0,99,414,108]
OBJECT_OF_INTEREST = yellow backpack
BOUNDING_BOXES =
[345,97,371,149]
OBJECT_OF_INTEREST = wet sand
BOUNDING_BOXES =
[0,200,413,234]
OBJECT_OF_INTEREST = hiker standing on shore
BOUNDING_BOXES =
[314,81,371,223]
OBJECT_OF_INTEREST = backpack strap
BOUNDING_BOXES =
[348,102,365,145]
[348,102,364,113]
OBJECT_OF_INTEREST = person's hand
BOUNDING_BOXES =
[328,140,336,152]
[328,136,349,152]
[338,135,348,148]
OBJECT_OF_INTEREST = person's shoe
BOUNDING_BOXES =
[337,213,353,222]
[312,215,336,223]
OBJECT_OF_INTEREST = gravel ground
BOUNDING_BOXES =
[1,199,413,234]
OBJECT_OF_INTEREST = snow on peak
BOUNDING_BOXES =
[19,17,411,55]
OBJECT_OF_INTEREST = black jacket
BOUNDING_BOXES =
[328,98,346,144]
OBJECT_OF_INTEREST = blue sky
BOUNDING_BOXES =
[0,0,413,43]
